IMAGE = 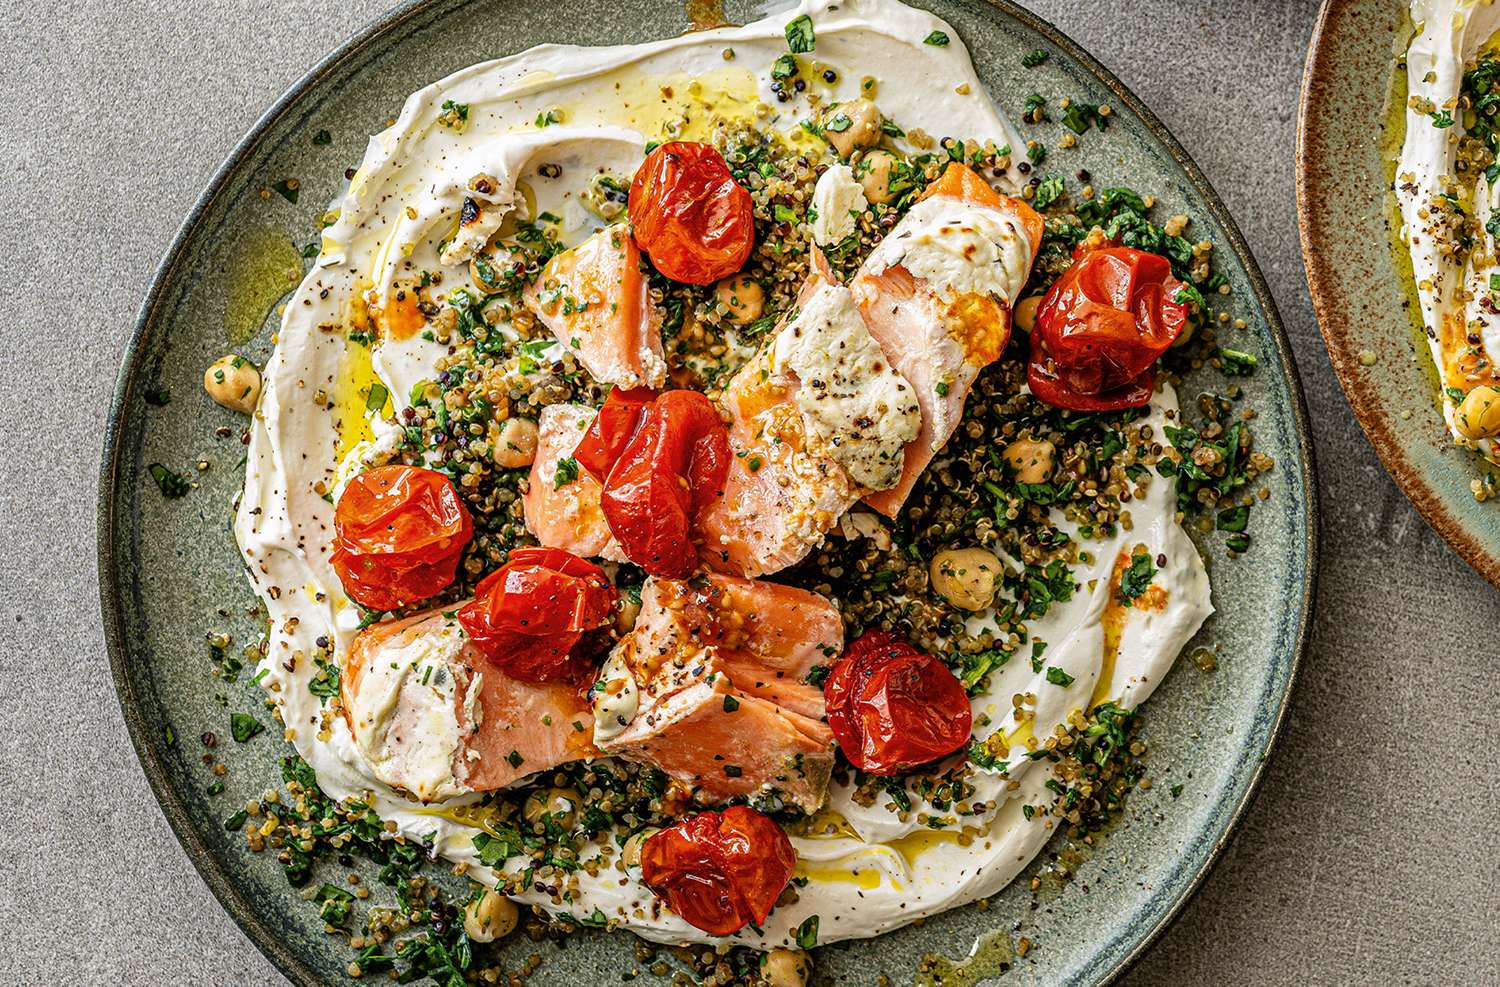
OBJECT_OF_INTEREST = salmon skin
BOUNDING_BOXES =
[593,573,842,812]
[522,403,622,561]
[342,608,597,800]
[524,225,667,390]
[852,163,1044,517]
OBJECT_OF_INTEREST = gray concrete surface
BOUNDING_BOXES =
[0,0,1495,983]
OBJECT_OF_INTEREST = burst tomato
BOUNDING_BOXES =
[457,547,616,682]
[628,141,754,285]
[1026,246,1189,411]
[823,631,973,776]
[599,389,729,579]
[573,386,658,482]
[330,465,473,611]
[639,806,796,935]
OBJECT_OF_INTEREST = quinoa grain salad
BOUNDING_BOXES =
[176,2,1275,982]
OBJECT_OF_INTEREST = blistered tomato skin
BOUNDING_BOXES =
[330,465,474,611]
[628,142,755,285]
[638,806,796,935]
[457,547,616,682]
[599,390,730,578]
[1026,246,1188,412]
[824,631,973,776]
[573,386,657,482]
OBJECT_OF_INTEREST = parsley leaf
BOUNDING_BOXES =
[230,712,265,743]
[785,14,815,53]
[1118,551,1156,607]
[148,463,190,499]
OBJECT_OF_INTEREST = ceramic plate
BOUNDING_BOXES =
[100,1,1315,983]
[1299,0,1500,585]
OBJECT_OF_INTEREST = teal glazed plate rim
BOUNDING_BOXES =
[99,1,1317,984]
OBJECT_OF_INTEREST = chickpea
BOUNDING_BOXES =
[759,948,811,987]
[1012,295,1042,334]
[1003,438,1055,485]
[203,355,262,414]
[463,889,518,943]
[821,99,882,159]
[616,594,642,634]
[1169,315,1198,348]
[522,787,580,830]
[1456,384,1500,439]
[621,827,659,868]
[470,250,508,293]
[715,275,766,325]
[929,547,1002,611]
[492,417,539,468]
[854,149,901,205]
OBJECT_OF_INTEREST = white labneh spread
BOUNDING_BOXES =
[771,282,921,489]
[233,0,1211,950]
[809,164,869,246]
[864,193,1033,307]
[1397,0,1500,459]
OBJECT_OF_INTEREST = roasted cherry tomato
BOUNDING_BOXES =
[573,386,658,482]
[457,547,616,682]
[639,806,796,935]
[1026,246,1189,412]
[628,141,754,285]
[599,389,729,579]
[331,464,473,611]
[824,631,973,776]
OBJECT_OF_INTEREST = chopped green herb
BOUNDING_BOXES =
[553,456,580,489]
[923,30,950,46]
[1032,175,1065,209]
[440,99,470,128]
[1022,48,1049,68]
[785,14,815,53]
[365,381,389,412]
[771,53,799,80]
[1045,666,1075,687]
[148,463,190,499]
[1216,506,1250,533]
[722,695,740,713]
[796,914,820,948]
[1430,109,1455,128]
[1218,348,1258,376]
[230,712,264,743]
[1118,551,1156,607]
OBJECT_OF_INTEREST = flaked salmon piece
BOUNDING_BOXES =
[522,403,622,561]
[605,676,834,811]
[592,574,841,811]
[342,608,595,801]
[695,250,877,577]
[852,162,1044,517]
[523,225,667,390]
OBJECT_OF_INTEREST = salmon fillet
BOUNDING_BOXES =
[595,574,842,811]
[523,225,667,390]
[852,163,1044,516]
[695,250,865,577]
[342,608,596,800]
[522,403,622,561]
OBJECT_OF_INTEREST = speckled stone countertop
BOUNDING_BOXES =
[0,0,1495,982]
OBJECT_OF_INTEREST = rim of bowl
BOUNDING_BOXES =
[98,1,1318,983]
[1296,0,1500,588]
